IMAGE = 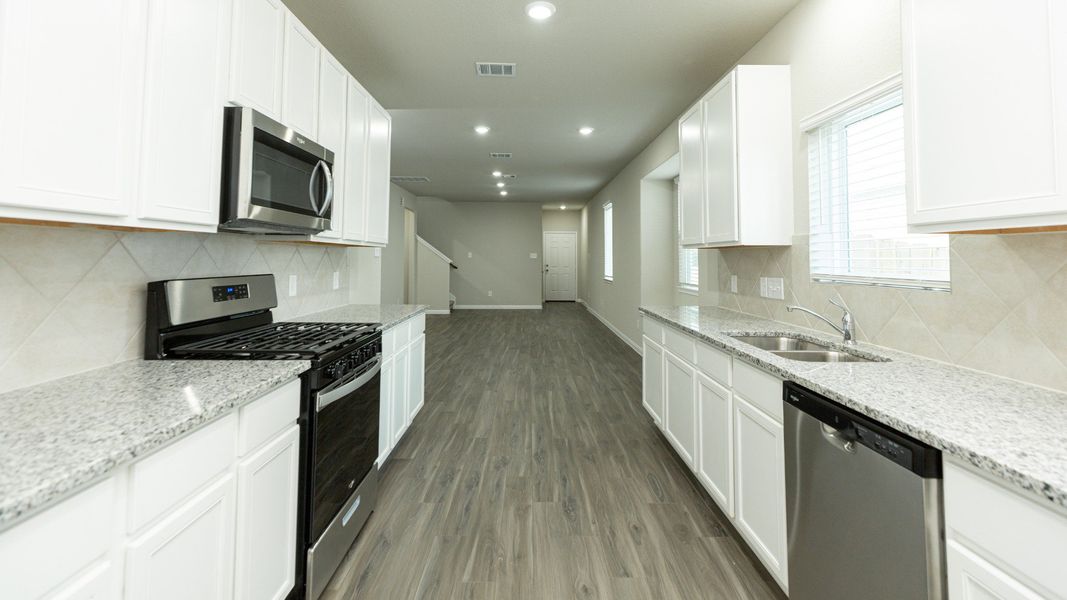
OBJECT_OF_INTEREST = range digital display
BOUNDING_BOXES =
[212,283,250,303]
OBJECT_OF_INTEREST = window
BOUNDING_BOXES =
[807,86,949,290]
[603,202,613,280]
[676,180,698,292]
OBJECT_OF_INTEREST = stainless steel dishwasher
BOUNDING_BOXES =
[784,382,945,599]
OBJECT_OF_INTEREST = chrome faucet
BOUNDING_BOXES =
[787,298,856,345]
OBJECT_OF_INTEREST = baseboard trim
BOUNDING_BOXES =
[424,309,451,315]
[579,301,641,355]
[452,304,544,310]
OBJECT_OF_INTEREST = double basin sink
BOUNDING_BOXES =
[730,335,884,363]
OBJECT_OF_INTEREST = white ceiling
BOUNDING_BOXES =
[283,0,798,204]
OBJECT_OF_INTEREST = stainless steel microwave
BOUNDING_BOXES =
[220,106,334,234]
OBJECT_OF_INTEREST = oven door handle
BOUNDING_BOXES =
[316,354,382,412]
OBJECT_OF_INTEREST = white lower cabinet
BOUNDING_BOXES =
[946,540,1044,600]
[378,315,428,465]
[409,333,426,421]
[125,474,237,600]
[696,371,733,518]
[234,425,300,600]
[391,343,410,447]
[642,337,665,425]
[640,316,786,592]
[664,350,697,467]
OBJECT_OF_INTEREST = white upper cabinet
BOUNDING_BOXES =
[903,0,1067,233]
[313,51,349,241]
[364,100,393,245]
[229,0,285,119]
[0,0,145,222]
[138,0,232,228]
[280,11,320,139]
[343,80,371,243]
[677,65,793,247]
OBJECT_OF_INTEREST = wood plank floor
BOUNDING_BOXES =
[321,303,786,599]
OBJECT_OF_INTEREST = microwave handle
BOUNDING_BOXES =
[318,160,334,217]
[307,160,323,216]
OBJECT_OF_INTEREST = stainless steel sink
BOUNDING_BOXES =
[730,335,832,352]
[729,334,884,363]
[770,350,874,363]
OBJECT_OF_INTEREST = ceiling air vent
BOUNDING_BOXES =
[476,62,516,77]
[390,176,431,184]
[489,152,512,159]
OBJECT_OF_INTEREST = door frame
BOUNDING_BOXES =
[542,230,578,302]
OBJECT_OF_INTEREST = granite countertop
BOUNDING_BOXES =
[297,303,427,330]
[639,305,1067,511]
[0,359,308,530]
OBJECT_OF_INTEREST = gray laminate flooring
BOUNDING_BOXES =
[321,303,785,599]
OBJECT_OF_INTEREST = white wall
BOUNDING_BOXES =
[417,198,543,307]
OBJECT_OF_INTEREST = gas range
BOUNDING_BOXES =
[144,274,381,600]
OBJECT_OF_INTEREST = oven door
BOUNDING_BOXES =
[306,354,380,600]
[221,106,334,234]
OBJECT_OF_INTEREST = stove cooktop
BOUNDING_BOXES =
[170,321,379,360]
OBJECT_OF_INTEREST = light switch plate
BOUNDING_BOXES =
[374,248,381,257]
[468,252,473,259]
[766,277,785,300]
[288,275,298,297]
[730,275,738,293]
[332,271,340,290]
[488,290,493,297]
[530,252,537,259]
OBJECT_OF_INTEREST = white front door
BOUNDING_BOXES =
[543,231,577,301]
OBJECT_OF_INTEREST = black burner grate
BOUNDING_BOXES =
[171,322,378,359]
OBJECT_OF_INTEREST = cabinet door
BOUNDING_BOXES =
[342,80,371,243]
[734,395,787,587]
[391,345,410,447]
[642,337,665,426]
[138,0,231,228]
[364,100,392,245]
[46,560,117,600]
[125,474,237,600]
[946,540,1044,600]
[0,0,144,219]
[696,372,733,517]
[664,350,697,467]
[408,334,426,421]
[280,10,319,138]
[904,0,1067,232]
[378,357,394,465]
[229,0,284,118]
[313,52,348,241]
[701,72,739,245]
[678,103,705,246]
[234,426,299,600]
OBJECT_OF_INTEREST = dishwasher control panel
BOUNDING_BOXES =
[854,424,913,470]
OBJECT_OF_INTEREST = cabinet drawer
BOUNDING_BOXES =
[410,313,426,337]
[696,341,731,386]
[663,326,697,364]
[128,413,237,533]
[642,317,664,344]
[945,461,1067,597]
[732,359,782,422]
[0,478,117,599]
[238,378,300,456]
[382,326,396,357]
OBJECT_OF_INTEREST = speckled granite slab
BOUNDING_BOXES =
[639,305,1067,511]
[296,304,428,330]
[0,359,308,530]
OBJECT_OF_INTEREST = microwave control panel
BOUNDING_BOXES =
[212,283,250,303]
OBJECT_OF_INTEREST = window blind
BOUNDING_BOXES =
[603,203,614,280]
[807,88,950,290]
[675,183,698,290]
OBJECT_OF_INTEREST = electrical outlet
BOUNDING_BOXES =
[288,274,298,297]
[488,290,493,297]
[730,275,738,293]
[332,271,340,290]
[374,248,381,258]
[468,252,473,259]
[766,277,785,300]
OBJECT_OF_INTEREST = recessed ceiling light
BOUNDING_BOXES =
[560,205,566,210]
[525,1,556,20]
[492,170,503,177]
[500,190,508,196]
[496,182,505,188]
[578,126,595,136]
[474,125,490,135]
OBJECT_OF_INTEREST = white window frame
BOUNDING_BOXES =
[603,202,613,281]
[801,74,950,292]
[675,179,698,294]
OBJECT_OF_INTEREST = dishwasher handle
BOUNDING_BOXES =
[820,422,857,454]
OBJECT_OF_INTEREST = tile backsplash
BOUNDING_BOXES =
[714,233,1067,392]
[0,222,358,393]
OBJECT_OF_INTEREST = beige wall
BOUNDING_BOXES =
[639,178,676,308]
[0,222,379,393]
[415,239,451,312]
[378,183,415,305]
[709,0,1067,392]
[417,198,543,307]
